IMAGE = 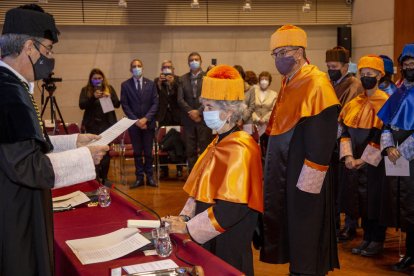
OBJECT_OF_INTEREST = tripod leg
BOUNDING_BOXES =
[52,97,68,134]
[40,96,50,118]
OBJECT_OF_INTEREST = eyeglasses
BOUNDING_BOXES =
[33,39,54,56]
[271,48,298,59]
[402,62,414,70]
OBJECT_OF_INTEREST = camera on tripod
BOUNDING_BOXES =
[42,72,62,93]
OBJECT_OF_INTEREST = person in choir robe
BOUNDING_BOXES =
[378,55,398,96]
[163,65,263,276]
[0,4,109,276]
[377,43,414,273]
[260,25,340,276]
[338,55,389,257]
[325,46,364,241]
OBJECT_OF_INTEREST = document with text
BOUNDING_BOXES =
[88,118,137,146]
[66,228,150,265]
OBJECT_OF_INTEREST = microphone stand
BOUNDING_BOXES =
[112,185,164,227]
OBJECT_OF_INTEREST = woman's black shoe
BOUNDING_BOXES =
[351,240,370,255]
[392,256,414,271]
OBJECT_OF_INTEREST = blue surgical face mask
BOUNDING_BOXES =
[132,67,142,77]
[189,60,200,70]
[203,110,226,131]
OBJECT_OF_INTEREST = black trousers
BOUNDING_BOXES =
[406,230,414,256]
[129,126,155,180]
[183,123,212,172]
[96,152,110,180]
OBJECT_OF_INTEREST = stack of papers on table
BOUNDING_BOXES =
[52,191,90,211]
[66,228,151,265]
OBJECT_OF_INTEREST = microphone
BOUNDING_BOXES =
[111,185,165,227]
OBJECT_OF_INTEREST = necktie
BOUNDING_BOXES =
[191,75,197,99]
[137,80,142,95]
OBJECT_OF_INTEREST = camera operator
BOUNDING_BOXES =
[155,60,183,178]
[79,68,120,186]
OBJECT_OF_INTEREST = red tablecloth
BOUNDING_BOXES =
[53,181,243,276]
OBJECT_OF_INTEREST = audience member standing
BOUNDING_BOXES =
[177,52,212,172]
[155,60,183,178]
[121,59,159,188]
[252,71,277,155]
[79,68,120,186]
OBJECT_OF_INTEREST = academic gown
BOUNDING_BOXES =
[0,67,56,276]
[338,90,389,221]
[261,64,340,275]
[181,129,263,276]
[377,83,414,230]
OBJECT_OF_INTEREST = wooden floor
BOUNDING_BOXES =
[108,159,411,276]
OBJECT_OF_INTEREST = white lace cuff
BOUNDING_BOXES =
[380,131,394,151]
[296,159,328,194]
[339,138,353,160]
[187,207,225,244]
[337,124,344,139]
[179,197,196,218]
[361,143,382,167]
[47,147,96,189]
[49,134,78,152]
[398,135,414,161]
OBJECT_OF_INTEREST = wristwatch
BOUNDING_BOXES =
[180,215,191,222]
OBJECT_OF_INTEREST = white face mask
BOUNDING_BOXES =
[162,68,172,75]
[260,79,269,90]
[132,67,142,77]
[203,110,226,131]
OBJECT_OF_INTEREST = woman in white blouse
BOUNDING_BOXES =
[252,71,278,156]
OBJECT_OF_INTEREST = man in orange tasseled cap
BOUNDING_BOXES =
[163,65,263,276]
[260,25,341,275]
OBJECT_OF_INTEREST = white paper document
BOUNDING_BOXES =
[127,220,161,228]
[123,259,179,274]
[100,97,115,113]
[385,156,410,176]
[66,228,151,265]
[88,117,137,146]
[52,191,90,210]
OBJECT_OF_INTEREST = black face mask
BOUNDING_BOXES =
[328,69,342,82]
[403,68,414,82]
[360,76,378,90]
[29,46,55,80]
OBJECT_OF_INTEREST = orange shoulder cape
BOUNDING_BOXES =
[266,64,340,136]
[183,131,263,213]
[339,89,389,129]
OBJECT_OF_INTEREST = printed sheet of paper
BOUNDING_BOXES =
[88,118,137,146]
[66,228,150,265]
[123,259,178,274]
[99,97,115,113]
[52,191,90,209]
[385,156,410,176]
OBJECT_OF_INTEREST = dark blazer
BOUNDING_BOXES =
[177,71,206,126]
[120,77,159,129]
[155,75,181,125]
[79,85,120,135]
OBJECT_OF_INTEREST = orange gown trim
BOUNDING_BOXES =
[339,89,389,130]
[207,207,226,233]
[266,64,340,136]
[183,131,263,213]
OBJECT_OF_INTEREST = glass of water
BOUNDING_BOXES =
[97,186,111,208]
[151,226,172,257]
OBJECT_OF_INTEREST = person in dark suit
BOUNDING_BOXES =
[155,60,183,178]
[177,52,213,172]
[79,68,120,186]
[121,59,159,188]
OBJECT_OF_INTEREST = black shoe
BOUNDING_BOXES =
[130,179,144,189]
[147,177,158,187]
[351,240,370,255]
[338,227,356,242]
[392,256,414,272]
[360,241,383,257]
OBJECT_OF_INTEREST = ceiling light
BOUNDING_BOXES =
[243,0,252,12]
[118,0,127,8]
[302,0,311,13]
[191,0,200,9]
[38,0,48,3]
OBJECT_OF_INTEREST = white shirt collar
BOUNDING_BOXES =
[0,60,34,94]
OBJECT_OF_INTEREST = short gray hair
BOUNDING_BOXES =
[0,34,43,58]
[200,98,246,124]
